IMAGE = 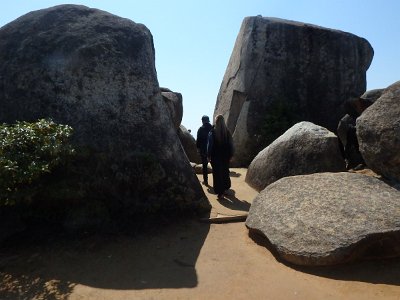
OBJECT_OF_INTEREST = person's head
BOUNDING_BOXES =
[214,114,230,143]
[201,115,210,124]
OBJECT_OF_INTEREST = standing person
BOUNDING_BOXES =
[196,115,212,185]
[207,114,234,198]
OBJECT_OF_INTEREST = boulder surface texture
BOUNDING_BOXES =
[215,16,373,166]
[0,5,209,227]
[246,122,345,191]
[177,125,201,164]
[161,90,183,129]
[246,172,400,266]
[357,81,400,182]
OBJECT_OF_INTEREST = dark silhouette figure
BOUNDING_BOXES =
[207,114,234,198]
[196,115,212,185]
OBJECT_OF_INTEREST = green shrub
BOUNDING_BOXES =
[0,119,74,206]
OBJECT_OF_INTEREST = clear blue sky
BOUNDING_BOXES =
[1,1,399,133]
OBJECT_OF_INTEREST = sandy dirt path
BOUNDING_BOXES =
[1,168,399,299]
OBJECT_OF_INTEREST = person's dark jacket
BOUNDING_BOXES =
[196,122,212,156]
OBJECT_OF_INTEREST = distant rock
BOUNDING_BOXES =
[0,5,209,228]
[246,172,400,266]
[360,88,384,104]
[215,16,373,166]
[246,122,345,191]
[160,87,173,92]
[337,114,364,169]
[177,125,201,164]
[161,89,183,129]
[357,81,400,182]
[194,163,212,174]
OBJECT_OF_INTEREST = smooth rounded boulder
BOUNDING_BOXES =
[357,81,400,182]
[246,122,345,191]
[0,5,209,227]
[246,172,400,266]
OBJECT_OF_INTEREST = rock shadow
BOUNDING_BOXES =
[0,219,210,297]
[217,191,251,212]
[248,230,400,286]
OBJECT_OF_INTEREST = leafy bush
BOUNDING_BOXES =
[0,119,74,206]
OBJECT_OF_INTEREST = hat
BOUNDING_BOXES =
[201,115,210,122]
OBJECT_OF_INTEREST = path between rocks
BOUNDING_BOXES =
[1,168,400,299]
[198,168,258,221]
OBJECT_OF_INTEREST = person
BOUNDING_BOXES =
[207,114,234,198]
[337,99,367,170]
[196,115,212,185]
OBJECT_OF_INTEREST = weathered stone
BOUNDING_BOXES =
[215,16,373,166]
[246,122,345,191]
[246,172,400,266]
[177,125,201,164]
[360,88,384,104]
[0,5,210,227]
[161,90,183,129]
[337,114,364,169]
[160,87,172,92]
[357,81,400,182]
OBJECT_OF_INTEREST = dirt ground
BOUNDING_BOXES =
[1,168,400,300]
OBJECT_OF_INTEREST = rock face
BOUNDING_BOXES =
[246,172,400,266]
[215,16,374,167]
[246,122,345,191]
[0,5,209,226]
[357,81,400,182]
[161,89,183,129]
[177,125,201,164]
[360,88,384,104]
[337,114,364,169]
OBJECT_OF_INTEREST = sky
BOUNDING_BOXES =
[1,0,399,133]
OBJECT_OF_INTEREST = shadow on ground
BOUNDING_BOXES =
[0,219,210,299]
[217,192,251,212]
[248,230,400,286]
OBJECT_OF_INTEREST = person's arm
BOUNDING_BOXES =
[207,131,213,161]
[196,128,201,149]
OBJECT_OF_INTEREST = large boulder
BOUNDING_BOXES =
[246,122,345,191]
[246,172,400,266]
[214,16,373,166]
[161,89,183,129]
[177,125,201,164]
[0,5,209,227]
[356,81,400,182]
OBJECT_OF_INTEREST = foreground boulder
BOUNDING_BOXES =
[177,125,201,164]
[246,122,345,191]
[357,81,400,182]
[215,16,373,166]
[246,172,400,266]
[0,5,209,228]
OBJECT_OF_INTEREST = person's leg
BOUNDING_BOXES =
[211,160,223,197]
[222,160,231,191]
[201,154,208,184]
